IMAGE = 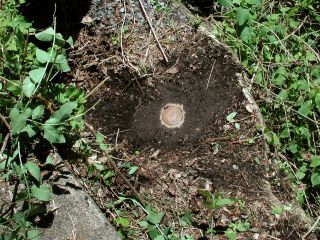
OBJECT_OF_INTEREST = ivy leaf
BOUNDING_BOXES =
[138,221,149,227]
[66,36,74,48]
[31,184,51,201]
[240,26,253,42]
[22,77,35,97]
[35,27,55,42]
[36,48,52,63]
[9,108,27,135]
[32,105,45,120]
[29,68,46,83]
[25,162,41,183]
[148,225,159,240]
[298,100,312,117]
[27,229,39,240]
[310,155,320,168]
[236,7,250,26]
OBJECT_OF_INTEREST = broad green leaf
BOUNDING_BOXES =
[226,112,237,122]
[311,172,320,187]
[297,100,312,117]
[115,217,130,227]
[27,229,39,240]
[36,48,52,63]
[25,162,41,183]
[296,171,306,180]
[138,221,149,227]
[9,108,27,135]
[32,105,45,120]
[245,0,260,5]
[22,77,35,97]
[35,27,55,42]
[236,7,250,26]
[217,0,233,8]
[29,68,46,83]
[148,225,159,240]
[7,80,21,96]
[53,101,78,121]
[310,155,320,168]
[45,155,53,165]
[240,26,253,42]
[225,230,237,240]
[146,211,165,225]
[215,198,234,207]
[43,118,66,143]
[22,124,37,138]
[272,206,283,215]
[96,131,104,143]
[55,54,71,72]
[31,185,51,201]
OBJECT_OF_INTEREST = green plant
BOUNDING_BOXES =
[212,0,319,209]
[0,0,85,238]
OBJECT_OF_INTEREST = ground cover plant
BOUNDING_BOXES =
[208,0,320,213]
[0,0,85,238]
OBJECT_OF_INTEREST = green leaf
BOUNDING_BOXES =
[35,27,55,42]
[236,7,250,26]
[217,0,233,8]
[95,131,104,143]
[9,108,27,135]
[31,185,51,201]
[225,230,237,240]
[138,221,149,227]
[311,172,320,187]
[36,48,52,63]
[148,225,159,240]
[315,93,320,112]
[310,156,320,168]
[32,105,45,120]
[272,206,283,215]
[43,118,66,143]
[53,101,78,121]
[154,236,165,240]
[240,26,253,42]
[215,198,234,207]
[128,166,139,175]
[25,162,41,183]
[29,68,46,84]
[146,211,165,225]
[298,100,312,117]
[296,171,306,180]
[22,124,37,138]
[45,155,54,165]
[22,77,35,97]
[27,229,39,240]
[66,36,74,48]
[115,217,130,227]
[55,54,70,72]
[226,112,237,122]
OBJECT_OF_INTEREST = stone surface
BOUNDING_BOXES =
[40,154,120,240]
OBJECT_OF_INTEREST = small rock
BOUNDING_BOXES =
[232,164,239,170]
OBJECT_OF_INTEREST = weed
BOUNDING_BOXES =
[0,0,85,238]
[212,0,320,212]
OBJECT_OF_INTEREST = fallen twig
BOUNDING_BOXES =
[0,113,11,130]
[84,122,146,206]
[138,0,169,63]
[302,216,320,240]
